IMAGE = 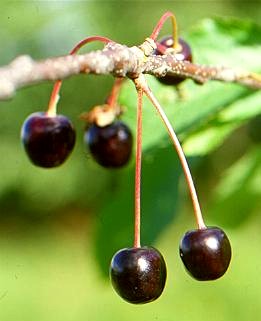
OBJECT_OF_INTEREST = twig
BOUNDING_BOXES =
[0,41,260,100]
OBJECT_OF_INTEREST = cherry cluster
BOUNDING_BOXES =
[20,12,232,305]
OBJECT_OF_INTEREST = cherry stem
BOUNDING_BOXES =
[106,77,125,109]
[137,75,206,230]
[69,36,114,55]
[133,88,143,248]
[150,11,179,49]
[155,42,170,55]
[47,80,62,117]
[47,35,114,117]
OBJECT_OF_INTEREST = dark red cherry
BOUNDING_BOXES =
[110,247,167,304]
[85,121,132,168]
[21,112,76,168]
[179,227,231,281]
[155,36,192,85]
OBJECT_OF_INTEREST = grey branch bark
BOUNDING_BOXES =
[0,41,260,100]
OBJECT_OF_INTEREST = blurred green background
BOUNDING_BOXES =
[0,1,261,321]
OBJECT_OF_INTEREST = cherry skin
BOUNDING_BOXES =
[110,247,167,304]
[21,112,76,168]
[179,227,232,281]
[85,121,132,168]
[154,36,192,85]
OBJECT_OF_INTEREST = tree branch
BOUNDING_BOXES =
[0,41,260,100]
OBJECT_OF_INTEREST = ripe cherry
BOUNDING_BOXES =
[155,36,192,85]
[179,227,232,281]
[21,112,76,168]
[85,120,132,168]
[110,247,167,304]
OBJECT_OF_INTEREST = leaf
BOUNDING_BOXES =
[182,122,238,156]
[183,91,261,156]
[208,147,261,228]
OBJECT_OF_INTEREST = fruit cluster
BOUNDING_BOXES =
[110,227,231,304]
[20,11,232,305]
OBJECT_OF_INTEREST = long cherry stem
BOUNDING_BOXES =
[69,36,114,55]
[150,11,179,49]
[106,77,125,108]
[47,36,114,116]
[133,88,143,248]
[136,75,206,230]
[47,80,62,116]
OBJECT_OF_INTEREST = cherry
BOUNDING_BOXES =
[85,121,132,168]
[21,112,76,168]
[110,247,167,304]
[179,227,232,281]
[154,36,192,85]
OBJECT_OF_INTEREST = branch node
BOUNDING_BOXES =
[139,38,157,57]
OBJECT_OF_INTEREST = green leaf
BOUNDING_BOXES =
[208,147,261,227]
[182,122,238,156]
[183,91,261,156]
